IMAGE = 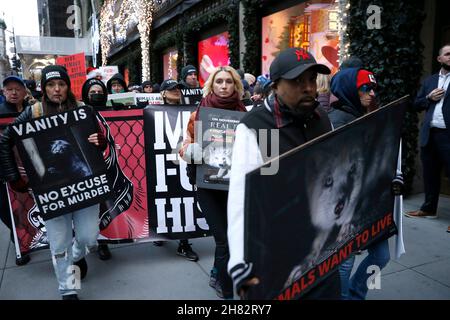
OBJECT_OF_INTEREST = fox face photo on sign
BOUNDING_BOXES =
[244,96,408,300]
[10,106,112,220]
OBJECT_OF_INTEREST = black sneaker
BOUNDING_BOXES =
[97,244,112,260]
[176,242,199,262]
[153,241,165,247]
[209,268,218,288]
[74,258,88,280]
[15,254,30,266]
[62,294,79,300]
[214,281,224,299]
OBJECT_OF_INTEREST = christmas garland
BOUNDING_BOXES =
[241,0,263,76]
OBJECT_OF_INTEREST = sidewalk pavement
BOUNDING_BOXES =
[0,193,449,300]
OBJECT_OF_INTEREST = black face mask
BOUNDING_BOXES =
[441,63,450,71]
[89,93,106,106]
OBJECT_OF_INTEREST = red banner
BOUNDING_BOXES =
[56,52,86,100]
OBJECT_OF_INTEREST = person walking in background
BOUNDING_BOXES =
[405,44,450,228]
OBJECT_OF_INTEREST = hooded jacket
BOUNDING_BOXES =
[106,73,127,94]
[81,78,108,106]
[328,68,366,129]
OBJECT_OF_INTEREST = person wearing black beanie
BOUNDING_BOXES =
[179,65,200,89]
[82,78,108,110]
[0,64,107,300]
[141,80,153,93]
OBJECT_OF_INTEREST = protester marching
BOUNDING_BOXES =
[1,1,450,304]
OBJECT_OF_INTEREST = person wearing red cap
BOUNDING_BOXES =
[329,67,403,300]
[328,68,378,128]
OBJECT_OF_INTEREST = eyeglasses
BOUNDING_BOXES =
[359,84,376,93]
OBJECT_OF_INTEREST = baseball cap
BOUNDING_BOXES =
[270,48,330,82]
[356,69,377,89]
[160,79,181,91]
[3,75,26,88]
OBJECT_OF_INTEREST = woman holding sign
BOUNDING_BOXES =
[0,65,106,300]
[180,66,246,299]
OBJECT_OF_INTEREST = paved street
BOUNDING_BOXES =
[0,193,449,300]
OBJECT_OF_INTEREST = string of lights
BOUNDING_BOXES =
[338,0,350,65]
[100,0,155,81]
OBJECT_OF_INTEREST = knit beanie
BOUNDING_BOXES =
[181,65,197,81]
[41,65,71,89]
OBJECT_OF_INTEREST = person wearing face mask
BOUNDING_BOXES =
[81,78,113,261]
[106,73,127,94]
[406,44,450,233]
[179,66,247,300]
[0,65,107,300]
[82,78,108,110]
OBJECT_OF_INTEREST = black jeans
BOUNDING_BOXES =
[420,128,450,213]
[197,188,233,298]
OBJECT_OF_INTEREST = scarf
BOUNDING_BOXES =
[196,92,246,119]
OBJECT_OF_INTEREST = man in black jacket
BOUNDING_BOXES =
[0,76,31,266]
[405,44,450,227]
[227,48,341,299]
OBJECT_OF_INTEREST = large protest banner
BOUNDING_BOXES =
[244,96,408,300]
[144,106,211,240]
[94,110,143,240]
[0,116,48,256]
[3,106,211,258]
[196,107,245,191]
[56,52,86,100]
[9,106,112,220]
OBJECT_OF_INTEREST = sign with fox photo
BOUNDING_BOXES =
[244,96,408,300]
[9,106,112,220]
[195,107,245,191]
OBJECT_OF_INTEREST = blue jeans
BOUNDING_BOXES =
[45,204,99,296]
[339,239,390,300]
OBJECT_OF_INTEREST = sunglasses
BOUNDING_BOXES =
[359,84,376,93]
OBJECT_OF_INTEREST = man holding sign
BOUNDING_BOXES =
[227,48,340,299]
